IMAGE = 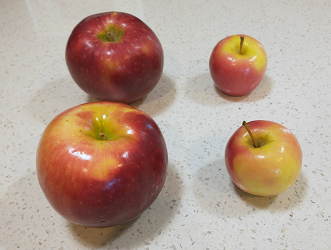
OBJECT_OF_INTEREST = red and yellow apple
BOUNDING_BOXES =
[225,120,302,196]
[209,34,267,96]
[65,12,164,104]
[36,102,168,227]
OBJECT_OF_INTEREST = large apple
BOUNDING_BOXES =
[225,120,302,196]
[65,12,164,104]
[209,34,267,96]
[36,102,168,227]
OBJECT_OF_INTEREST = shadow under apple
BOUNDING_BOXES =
[86,73,177,119]
[234,170,308,212]
[0,169,60,249]
[68,162,183,248]
[193,158,308,218]
[130,73,177,117]
[27,75,88,125]
[185,72,273,106]
[28,72,176,127]
[192,159,252,218]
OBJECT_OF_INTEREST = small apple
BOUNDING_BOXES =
[36,102,168,227]
[65,12,164,104]
[209,34,267,96]
[225,120,302,196]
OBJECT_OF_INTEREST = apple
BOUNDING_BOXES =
[65,12,164,104]
[209,34,267,96]
[36,102,168,227]
[225,120,302,196]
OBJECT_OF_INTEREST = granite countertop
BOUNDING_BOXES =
[1,0,331,249]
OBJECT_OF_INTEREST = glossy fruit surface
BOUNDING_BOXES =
[66,12,164,104]
[225,120,302,196]
[36,102,168,227]
[209,34,267,96]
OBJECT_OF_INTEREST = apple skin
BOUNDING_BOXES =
[36,102,168,227]
[209,34,267,96]
[225,120,302,196]
[65,12,164,104]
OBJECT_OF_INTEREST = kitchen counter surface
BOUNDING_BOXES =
[1,0,331,249]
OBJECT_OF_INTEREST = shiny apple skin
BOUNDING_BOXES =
[36,102,168,227]
[225,120,302,196]
[65,12,164,104]
[209,34,267,96]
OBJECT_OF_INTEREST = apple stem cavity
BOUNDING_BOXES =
[97,25,124,43]
[239,36,244,55]
[242,121,259,148]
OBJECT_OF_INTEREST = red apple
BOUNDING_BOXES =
[36,102,168,227]
[209,34,267,96]
[65,12,164,104]
[225,120,302,196]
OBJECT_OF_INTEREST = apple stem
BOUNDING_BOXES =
[100,132,105,139]
[242,121,259,148]
[106,31,115,42]
[240,36,244,55]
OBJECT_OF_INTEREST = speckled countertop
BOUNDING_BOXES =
[1,0,331,249]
